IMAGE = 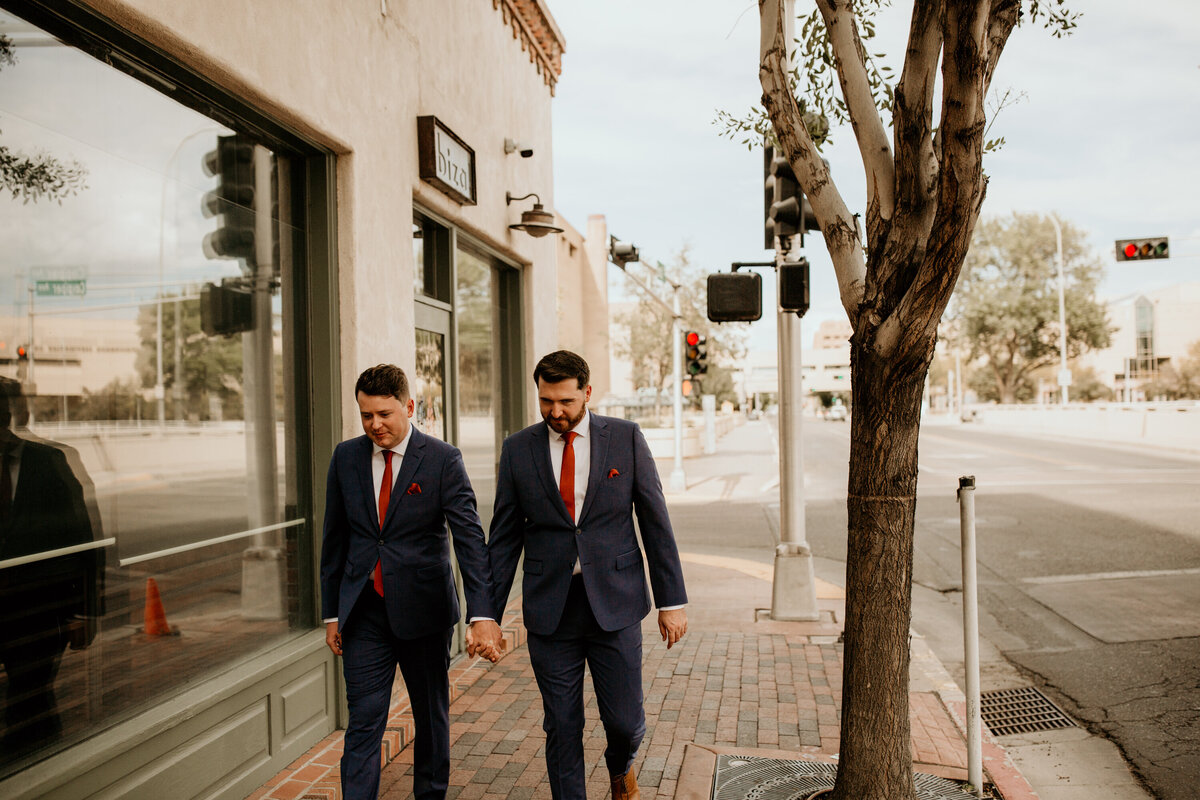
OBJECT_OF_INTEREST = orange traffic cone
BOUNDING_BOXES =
[143,577,179,636]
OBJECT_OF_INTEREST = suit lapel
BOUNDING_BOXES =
[355,436,380,530]
[532,424,573,525]
[577,414,609,524]
[383,427,425,530]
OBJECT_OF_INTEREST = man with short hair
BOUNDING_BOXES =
[321,364,502,800]
[489,350,689,800]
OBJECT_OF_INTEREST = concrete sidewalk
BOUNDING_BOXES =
[248,419,1043,799]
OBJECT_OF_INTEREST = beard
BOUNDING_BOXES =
[544,404,587,434]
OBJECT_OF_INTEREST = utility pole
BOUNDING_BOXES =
[610,238,686,491]
[1049,214,1070,404]
[770,247,819,621]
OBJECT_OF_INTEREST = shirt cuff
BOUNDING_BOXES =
[468,617,496,624]
[323,617,337,624]
[659,605,685,611]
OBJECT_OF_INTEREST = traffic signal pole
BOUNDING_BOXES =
[771,247,820,621]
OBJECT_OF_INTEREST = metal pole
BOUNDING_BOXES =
[958,475,984,798]
[770,249,819,621]
[1049,214,1069,405]
[669,286,686,492]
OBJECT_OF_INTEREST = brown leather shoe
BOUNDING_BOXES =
[611,770,641,800]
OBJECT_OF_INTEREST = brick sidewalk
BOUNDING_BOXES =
[250,559,1034,800]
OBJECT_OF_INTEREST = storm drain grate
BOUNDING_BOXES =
[712,755,981,800]
[980,686,1077,736]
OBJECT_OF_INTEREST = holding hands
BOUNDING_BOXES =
[466,619,505,663]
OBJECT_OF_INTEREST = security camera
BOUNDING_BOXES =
[504,138,534,158]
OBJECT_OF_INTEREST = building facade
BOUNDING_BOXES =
[0,1,566,797]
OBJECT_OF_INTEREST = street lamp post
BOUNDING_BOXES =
[1049,214,1070,404]
[609,239,686,491]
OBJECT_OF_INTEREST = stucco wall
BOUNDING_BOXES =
[88,0,561,433]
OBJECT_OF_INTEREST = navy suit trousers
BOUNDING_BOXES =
[527,575,645,800]
[340,587,452,800]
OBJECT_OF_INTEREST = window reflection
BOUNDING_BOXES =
[413,329,446,441]
[0,9,308,775]
[455,245,498,526]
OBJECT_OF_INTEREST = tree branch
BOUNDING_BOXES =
[760,0,865,321]
[983,0,1021,97]
[815,0,895,226]
[892,0,942,220]
[876,0,1001,356]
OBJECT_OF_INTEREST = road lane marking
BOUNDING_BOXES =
[1022,567,1200,585]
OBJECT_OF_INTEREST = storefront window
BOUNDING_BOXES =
[0,9,311,775]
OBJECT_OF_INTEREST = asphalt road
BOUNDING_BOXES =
[797,417,1200,800]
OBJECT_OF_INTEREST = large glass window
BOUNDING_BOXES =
[0,10,312,775]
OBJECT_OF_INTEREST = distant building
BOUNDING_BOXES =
[1085,281,1200,399]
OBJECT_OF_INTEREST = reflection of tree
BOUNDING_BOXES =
[135,294,244,420]
[76,377,141,421]
[0,34,88,204]
[456,251,493,416]
[413,330,444,438]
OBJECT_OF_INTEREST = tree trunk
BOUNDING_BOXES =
[833,338,928,800]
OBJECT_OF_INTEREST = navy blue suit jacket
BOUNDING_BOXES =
[488,414,687,636]
[320,427,493,639]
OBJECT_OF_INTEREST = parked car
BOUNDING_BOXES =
[827,405,848,421]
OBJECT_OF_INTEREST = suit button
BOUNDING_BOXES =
[575,528,582,536]
[378,539,384,545]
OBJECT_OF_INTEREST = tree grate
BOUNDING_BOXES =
[711,755,982,800]
[979,686,1077,737]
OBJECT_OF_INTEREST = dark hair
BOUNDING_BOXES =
[533,350,589,390]
[355,364,410,401]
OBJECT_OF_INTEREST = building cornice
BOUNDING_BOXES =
[494,0,565,96]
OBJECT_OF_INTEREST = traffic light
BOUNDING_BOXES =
[684,331,708,376]
[200,282,254,337]
[779,257,810,316]
[1114,237,1169,261]
[763,144,818,250]
[16,345,28,361]
[202,134,257,266]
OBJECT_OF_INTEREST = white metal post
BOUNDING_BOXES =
[770,252,819,621]
[670,286,686,492]
[1049,214,1069,405]
[958,475,984,798]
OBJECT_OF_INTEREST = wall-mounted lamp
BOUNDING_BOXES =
[506,192,563,238]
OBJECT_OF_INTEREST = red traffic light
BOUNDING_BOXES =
[1115,237,1169,262]
[685,331,700,347]
[16,346,27,359]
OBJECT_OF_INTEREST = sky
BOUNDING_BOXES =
[548,1,1200,353]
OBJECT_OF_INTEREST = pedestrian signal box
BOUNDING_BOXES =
[707,272,762,323]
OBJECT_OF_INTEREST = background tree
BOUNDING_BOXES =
[612,247,748,418]
[136,294,244,420]
[756,1,1077,798]
[950,212,1112,403]
[1140,339,1200,400]
[0,34,88,203]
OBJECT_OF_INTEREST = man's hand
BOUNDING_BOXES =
[658,608,688,650]
[325,621,342,656]
[466,619,504,663]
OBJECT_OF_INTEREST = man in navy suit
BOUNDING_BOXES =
[321,364,503,800]
[489,351,688,800]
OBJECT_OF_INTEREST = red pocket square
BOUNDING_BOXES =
[406,482,421,495]
[607,468,620,479]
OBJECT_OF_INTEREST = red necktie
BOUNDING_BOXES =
[373,450,393,596]
[560,432,577,522]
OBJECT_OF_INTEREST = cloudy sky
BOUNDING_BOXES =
[548,1,1200,351]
